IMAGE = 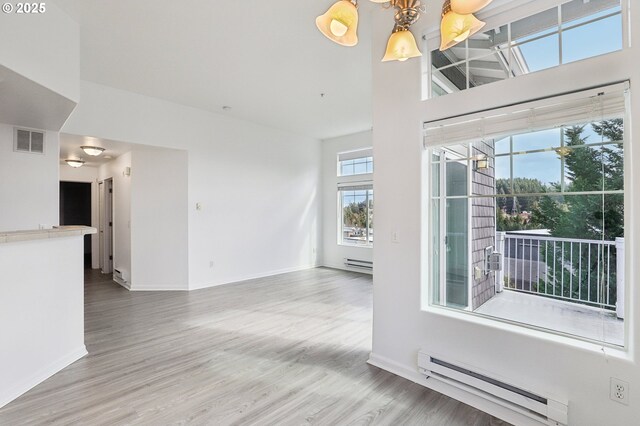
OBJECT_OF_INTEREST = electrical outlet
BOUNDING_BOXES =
[610,378,629,405]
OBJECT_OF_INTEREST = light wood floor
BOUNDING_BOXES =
[0,267,508,426]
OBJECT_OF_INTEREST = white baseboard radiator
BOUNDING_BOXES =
[343,258,373,271]
[418,352,568,426]
[113,268,129,287]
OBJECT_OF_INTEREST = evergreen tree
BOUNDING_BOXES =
[529,120,624,307]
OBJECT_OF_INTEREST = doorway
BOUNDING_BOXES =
[99,178,114,274]
[60,181,93,268]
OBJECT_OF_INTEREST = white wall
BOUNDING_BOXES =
[63,81,322,290]
[369,1,640,425]
[130,149,189,290]
[0,1,79,102]
[0,235,87,408]
[321,130,374,271]
[59,165,100,269]
[99,153,132,284]
[0,123,59,232]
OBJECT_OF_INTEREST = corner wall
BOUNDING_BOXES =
[130,149,189,290]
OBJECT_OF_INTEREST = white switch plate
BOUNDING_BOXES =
[392,231,400,243]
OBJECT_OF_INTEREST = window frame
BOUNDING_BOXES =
[338,155,374,177]
[423,0,626,100]
[338,186,374,248]
[423,93,631,351]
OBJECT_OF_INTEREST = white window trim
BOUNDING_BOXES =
[422,85,632,352]
[423,0,627,100]
[338,184,374,248]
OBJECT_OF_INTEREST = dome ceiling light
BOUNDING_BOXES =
[65,159,85,168]
[81,146,106,156]
[316,0,493,61]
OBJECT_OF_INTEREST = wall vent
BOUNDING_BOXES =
[418,351,568,425]
[344,258,373,271]
[14,128,45,154]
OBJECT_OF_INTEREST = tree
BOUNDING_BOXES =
[531,120,624,240]
[529,120,624,307]
[496,178,547,215]
[343,201,367,233]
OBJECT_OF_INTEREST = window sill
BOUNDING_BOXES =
[421,302,630,360]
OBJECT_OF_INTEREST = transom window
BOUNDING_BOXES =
[427,0,623,98]
[338,148,373,176]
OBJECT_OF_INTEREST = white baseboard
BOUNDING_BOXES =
[189,264,319,291]
[321,262,373,275]
[367,353,425,383]
[130,286,188,291]
[367,352,545,426]
[129,283,189,291]
[0,345,88,409]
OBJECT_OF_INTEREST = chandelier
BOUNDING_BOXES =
[316,0,493,62]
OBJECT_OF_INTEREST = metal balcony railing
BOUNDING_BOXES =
[495,232,625,319]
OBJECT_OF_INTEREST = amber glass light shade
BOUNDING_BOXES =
[450,0,493,15]
[316,1,359,47]
[382,29,422,62]
[440,11,485,51]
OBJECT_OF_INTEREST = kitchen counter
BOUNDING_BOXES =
[0,225,92,408]
[0,226,97,244]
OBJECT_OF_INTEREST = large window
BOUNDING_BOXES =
[427,0,623,98]
[425,84,627,347]
[340,187,374,247]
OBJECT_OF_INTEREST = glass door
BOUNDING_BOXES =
[432,148,470,309]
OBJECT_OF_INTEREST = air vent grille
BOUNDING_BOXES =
[14,128,45,154]
[16,129,30,152]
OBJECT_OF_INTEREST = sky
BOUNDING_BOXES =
[493,5,623,186]
[519,9,622,72]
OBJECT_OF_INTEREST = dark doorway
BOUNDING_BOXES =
[60,181,92,267]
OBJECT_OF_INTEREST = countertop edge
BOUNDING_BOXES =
[0,226,98,244]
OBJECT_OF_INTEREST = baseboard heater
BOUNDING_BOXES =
[343,258,373,271]
[418,352,568,426]
[113,268,128,286]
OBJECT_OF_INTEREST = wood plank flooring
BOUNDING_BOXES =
[0,268,508,425]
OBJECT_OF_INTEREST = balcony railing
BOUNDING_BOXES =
[496,232,625,319]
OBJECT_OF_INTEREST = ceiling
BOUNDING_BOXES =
[52,0,379,140]
[59,133,168,168]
